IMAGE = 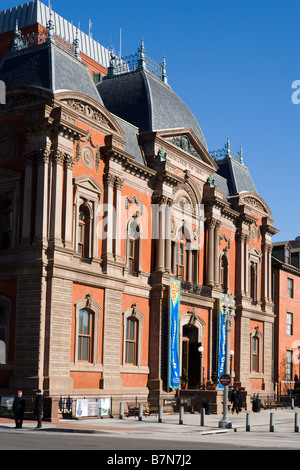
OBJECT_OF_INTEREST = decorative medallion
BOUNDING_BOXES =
[81,145,95,169]
[0,138,14,161]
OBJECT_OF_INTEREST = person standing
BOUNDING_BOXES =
[34,389,43,429]
[230,387,242,414]
[12,390,26,428]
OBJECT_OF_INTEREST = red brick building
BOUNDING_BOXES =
[0,1,279,418]
[272,238,300,394]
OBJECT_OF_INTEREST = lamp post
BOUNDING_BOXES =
[230,350,234,388]
[198,346,204,389]
[219,294,235,429]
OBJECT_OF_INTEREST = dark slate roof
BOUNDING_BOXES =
[97,69,208,150]
[114,115,145,166]
[0,41,102,103]
[215,156,257,197]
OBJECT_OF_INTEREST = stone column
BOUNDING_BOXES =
[64,154,75,248]
[49,150,64,244]
[155,196,166,272]
[235,230,245,295]
[35,149,50,243]
[165,199,173,274]
[103,173,115,260]
[21,151,35,243]
[244,234,250,296]
[214,221,221,286]
[114,176,124,261]
[206,219,215,286]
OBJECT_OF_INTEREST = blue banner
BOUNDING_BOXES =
[217,293,226,391]
[169,279,181,389]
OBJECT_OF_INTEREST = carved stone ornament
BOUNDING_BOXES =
[64,99,113,129]
[170,135,201,159]
[243,197,265,213]
[0,138,14,161]
[81,145,95,169]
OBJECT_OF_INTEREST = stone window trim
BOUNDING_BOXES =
[0,295,12,365]
[122,306,144,367]
[74,296,102,365]
[250,326,263,374]
[73,176,103,260]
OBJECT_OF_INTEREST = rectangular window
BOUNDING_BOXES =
[287,312,293,335]
[125,318,137,365]
[286,350,293,381]
[287,278,294,298]
[251,336,259,372]
[78,309,92,362]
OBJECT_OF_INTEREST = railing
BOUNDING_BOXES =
[181,281,212,298]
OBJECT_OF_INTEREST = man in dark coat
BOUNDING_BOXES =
[34,389,43,429]
[12,390,26,428]
[230,387,242,414]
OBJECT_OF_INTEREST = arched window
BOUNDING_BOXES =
[250,327,262,373]
[78,309,93,362]
[78,204,90,259]
[175,226,190,280]
[127,220,141,276]
[125,317,138,365]
[250,262,257,302]
[220,254,229,293]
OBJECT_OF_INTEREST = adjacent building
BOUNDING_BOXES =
[272,238,300,394]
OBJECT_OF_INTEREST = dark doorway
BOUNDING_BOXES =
[182,324,200,388]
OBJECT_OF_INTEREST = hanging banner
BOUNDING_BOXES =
[169,279,181,389]
[217,293,226,391]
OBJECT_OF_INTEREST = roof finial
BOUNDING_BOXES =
[11,20,21,51]
[238,146,243,164]
[225,137,231,158]
[161,56,168,84]
[138,39,146,70]
[47,7,55,42]
[73,28,80,60]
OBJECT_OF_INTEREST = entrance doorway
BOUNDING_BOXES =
[182,324,200,388]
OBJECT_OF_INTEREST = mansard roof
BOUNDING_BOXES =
[97,68,208,151]
[0,40,102,103]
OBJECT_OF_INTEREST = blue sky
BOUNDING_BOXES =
[2,0,300,242]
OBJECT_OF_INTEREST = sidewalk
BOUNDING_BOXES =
[1,408,299,437]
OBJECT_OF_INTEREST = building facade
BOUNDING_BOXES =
[0,1,279,418]
[272,238,300,394]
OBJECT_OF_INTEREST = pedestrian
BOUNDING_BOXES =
[231,387,242,414]
[12,390,26,428]
[34,389,43,429]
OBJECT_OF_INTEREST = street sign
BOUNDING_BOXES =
[219,374,231,386]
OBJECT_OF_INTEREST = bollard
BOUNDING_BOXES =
[270,412,275,432]
[179,405,184,425]
[295,413,299,433]
[119,402,124,420]
[246,413,251,432]
[158,404,163,423]
[110,396,113,418]
[292,398,295,410]
[201,408,205,427]
[139,403,143,421]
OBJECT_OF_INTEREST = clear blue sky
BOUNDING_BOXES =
[2,0,300,242]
